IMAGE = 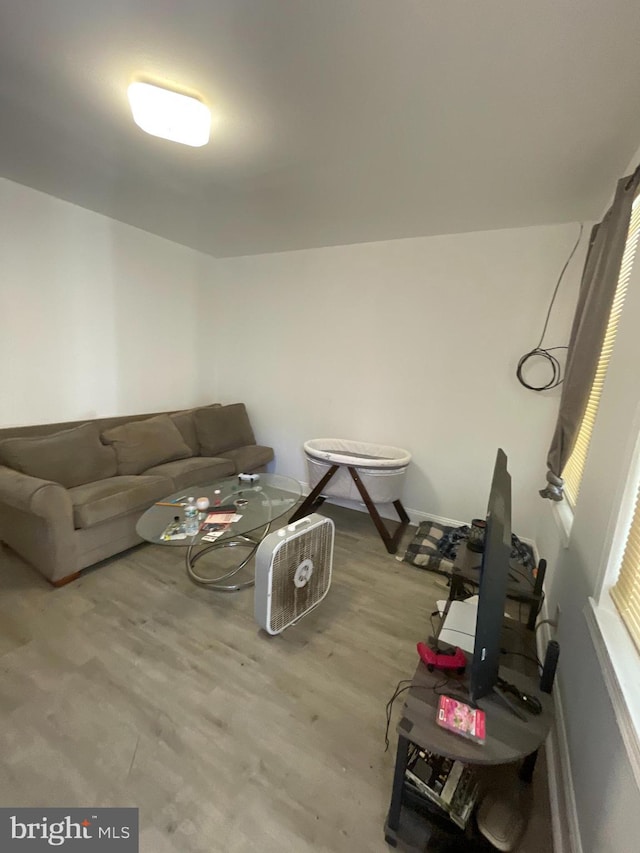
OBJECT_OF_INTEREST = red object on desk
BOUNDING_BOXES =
[417,641,467,674]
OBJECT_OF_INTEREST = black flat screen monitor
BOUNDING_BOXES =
[469,448,512,704]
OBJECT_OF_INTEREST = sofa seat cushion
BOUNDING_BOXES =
[194,403,256,456]
[101,414,192,475]
[144,457,235,491]
[0,422,116,488]
[219,445,274,473]
[69,475,173,529]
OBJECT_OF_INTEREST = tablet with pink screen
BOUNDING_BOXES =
[436,695,486,744]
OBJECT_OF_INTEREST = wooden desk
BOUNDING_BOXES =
[385,631,554,848]
[450,545,546,630]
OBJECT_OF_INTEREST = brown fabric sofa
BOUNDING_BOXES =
[0,403,273,586]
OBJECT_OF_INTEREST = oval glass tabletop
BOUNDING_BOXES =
[136,473,301,547]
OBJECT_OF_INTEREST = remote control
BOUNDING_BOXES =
[238,473,259,482]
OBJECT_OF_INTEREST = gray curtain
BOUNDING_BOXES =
[540,166,640,501]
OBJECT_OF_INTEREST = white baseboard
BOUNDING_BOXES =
[409,509,467,528]
[305,488,540,562]
[298,483,464,529]
[309,492,539,557]
[536,613,583,853]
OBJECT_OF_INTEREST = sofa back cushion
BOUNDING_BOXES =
[169,410,199,456]
[0,422,117,488]
[194,403,256,456]
[101,414,192,475]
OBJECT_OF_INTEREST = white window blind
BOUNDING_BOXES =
[563,197,640,506]
[611,485,640,653]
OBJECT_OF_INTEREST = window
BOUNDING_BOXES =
[586,431,640,784]
[563,197,640,506]
[611,479,640,653]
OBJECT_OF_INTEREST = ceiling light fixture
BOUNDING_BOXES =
[127,81,210,147]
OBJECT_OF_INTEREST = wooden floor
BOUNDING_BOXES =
[0,504,553,852]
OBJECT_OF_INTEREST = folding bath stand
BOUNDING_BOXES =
[290,439,411,554]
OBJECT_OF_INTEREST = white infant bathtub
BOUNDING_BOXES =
[304,438,411,504]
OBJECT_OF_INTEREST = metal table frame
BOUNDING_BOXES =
[136,474,301,592]
[185,524,272,591]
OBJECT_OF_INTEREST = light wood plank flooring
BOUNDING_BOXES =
[0,504,553,852]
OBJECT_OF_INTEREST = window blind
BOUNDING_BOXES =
[611,485,640,653]
[563,198,640,506]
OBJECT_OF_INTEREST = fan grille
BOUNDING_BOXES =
[270,522,333,633]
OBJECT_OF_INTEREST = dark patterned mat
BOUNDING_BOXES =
[403,521,535,575]
[401,521,459,576]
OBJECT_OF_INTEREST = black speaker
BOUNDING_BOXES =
[540,640,560,694]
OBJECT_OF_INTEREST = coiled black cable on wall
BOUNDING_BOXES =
[516,224,584,391]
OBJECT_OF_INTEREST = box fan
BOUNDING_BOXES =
[254,514,334,635]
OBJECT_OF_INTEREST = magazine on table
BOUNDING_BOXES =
[200,510,242,542]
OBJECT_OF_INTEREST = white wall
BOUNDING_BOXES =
[1,179,586,540]
[198,223,586,539]
[535,151,640,852]
[0,178,215,427]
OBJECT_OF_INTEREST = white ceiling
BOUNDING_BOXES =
[2,0,640,258]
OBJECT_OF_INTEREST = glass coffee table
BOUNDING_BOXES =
[136,473,301,592]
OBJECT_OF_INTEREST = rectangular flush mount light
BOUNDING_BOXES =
[127,82,210,147]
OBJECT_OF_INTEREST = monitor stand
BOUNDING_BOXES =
[489,684,528,722]
[440,599,530,722]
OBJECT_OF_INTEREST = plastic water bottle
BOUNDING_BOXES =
[184,497,199,537]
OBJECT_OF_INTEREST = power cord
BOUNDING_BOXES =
[535,616,556,633]
[384,673,464,751]
[384,679,418,751]
[516,224,584,391]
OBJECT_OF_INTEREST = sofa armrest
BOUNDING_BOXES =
[0,464,73,520]
[0,464,77,583]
